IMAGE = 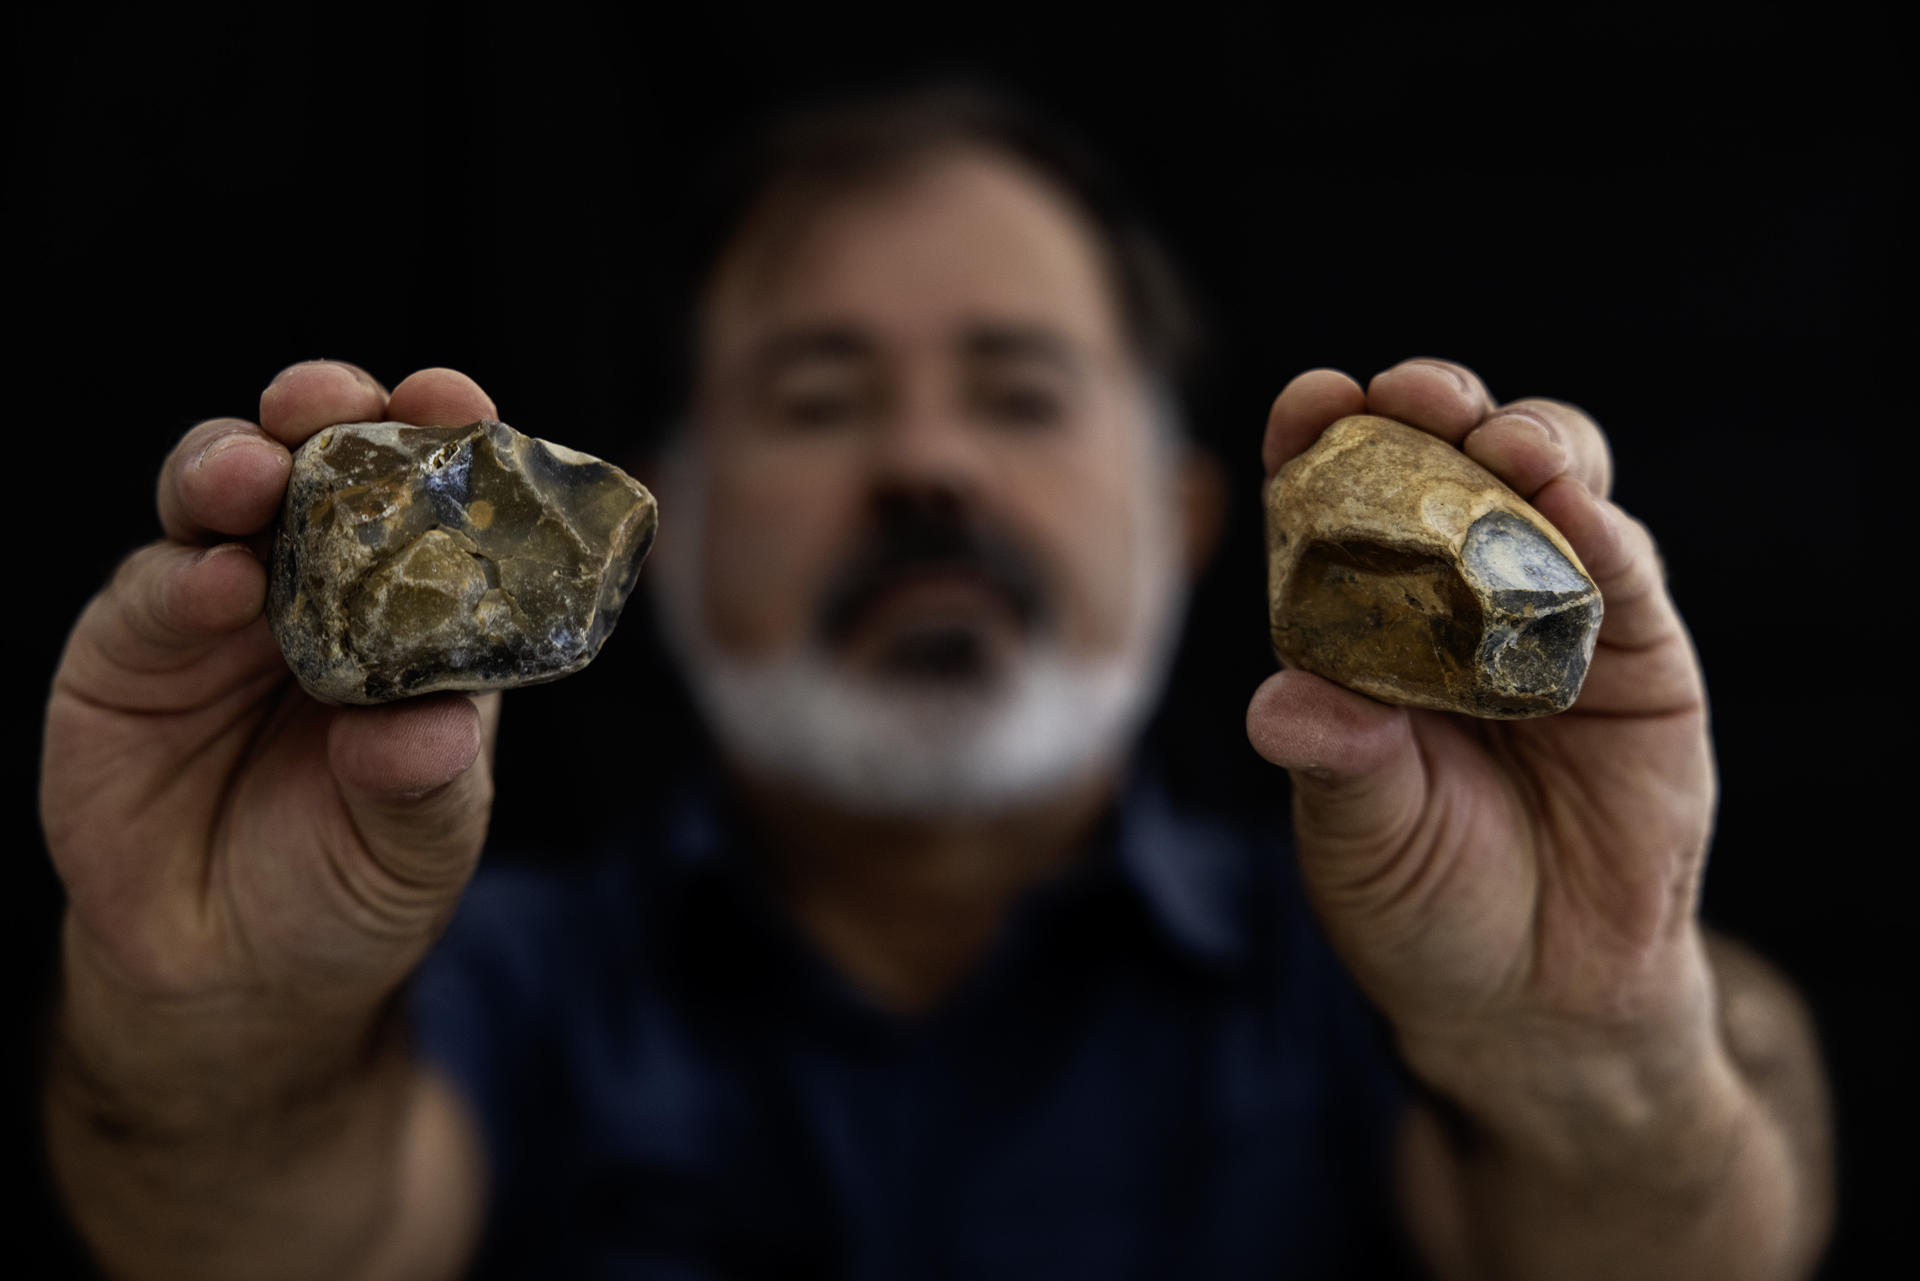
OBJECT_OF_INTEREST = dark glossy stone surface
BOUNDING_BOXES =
[268,420,657,704]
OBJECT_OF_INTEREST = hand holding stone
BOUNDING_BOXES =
[1247,360,1722,1125]
[41,364,509,1095]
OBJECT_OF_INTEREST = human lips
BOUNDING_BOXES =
[814,510,1048,652]
[840,566,1029,637]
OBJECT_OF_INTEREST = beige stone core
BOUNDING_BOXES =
[1265,415,1602,718]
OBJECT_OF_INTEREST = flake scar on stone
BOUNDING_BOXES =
[268,420,657,705]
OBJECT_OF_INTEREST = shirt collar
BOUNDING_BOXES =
[1103,761,1255,974]
[652,755,1260,979]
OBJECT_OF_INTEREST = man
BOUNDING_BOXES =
[39,79,1832,1279]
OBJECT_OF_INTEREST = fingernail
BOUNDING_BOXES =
[1407,359,1469,396]
[195,542,251,565]
[269,358,382,396]
[269,358,330,386]
[339,362,384,393]
[1499,406,1555,439]
[196,433,275,471]
[1496,409,1566,460]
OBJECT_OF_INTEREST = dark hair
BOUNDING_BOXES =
[645,73,1212,442]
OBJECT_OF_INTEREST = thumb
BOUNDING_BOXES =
[326,694,495,893]
[1246,669,1427,865]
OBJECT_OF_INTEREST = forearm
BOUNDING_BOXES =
[1395,931,1834,1281]
[42,926,478,1281]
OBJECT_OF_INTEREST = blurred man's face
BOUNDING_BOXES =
[652,145,1188,814]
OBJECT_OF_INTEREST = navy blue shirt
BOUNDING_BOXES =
[412,766,1416,1279]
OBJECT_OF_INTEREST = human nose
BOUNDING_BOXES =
[864,383,989,504]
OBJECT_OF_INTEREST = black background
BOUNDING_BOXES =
[6,2,1909,1276]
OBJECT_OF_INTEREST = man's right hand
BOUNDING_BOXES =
[40,361,500,1278]
[45,359,502,1021]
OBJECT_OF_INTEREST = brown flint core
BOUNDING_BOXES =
[1265,415,1601,718]
[267,420,657,705]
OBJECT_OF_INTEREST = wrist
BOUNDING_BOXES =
[49,916,404,1145]
[43,921,427,1281]
[1391,931,1832,1281]
[1392,941,1754,1190]
[1408,1020,1751,1181]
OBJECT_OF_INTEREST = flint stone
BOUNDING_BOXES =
[268,420,657,705]
[1265,414,1601,718]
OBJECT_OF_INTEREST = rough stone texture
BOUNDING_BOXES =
[268,420,657,705]
[1265,415,1601,717]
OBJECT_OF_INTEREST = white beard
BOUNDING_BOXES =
[665,638,1170,817]
[649,430,1187,819]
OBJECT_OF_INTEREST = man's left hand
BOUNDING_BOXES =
[1248,358,1829,1279]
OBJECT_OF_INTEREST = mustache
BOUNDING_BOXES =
[815,501,1050,646]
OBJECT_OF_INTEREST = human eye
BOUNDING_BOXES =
[778,393,861,427]
[977,383,1066,429]
[767,374,869,429]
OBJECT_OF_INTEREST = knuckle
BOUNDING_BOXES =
[1625,509,1655,546]
[101,549,172,643]
[105,542,164,596]
[1510,396,1613,488]
[140,558,191,637]
[1620,511,1666,580]
[159,425,207,479]
[1641,526,1669,579]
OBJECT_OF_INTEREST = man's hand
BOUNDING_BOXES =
[40,361,501,1280]
[1250,358,1710,1080]
[1247,360,1831,1280]
[47,361,503,1011]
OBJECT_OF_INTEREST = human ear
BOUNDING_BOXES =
[1177,444,1228,579]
